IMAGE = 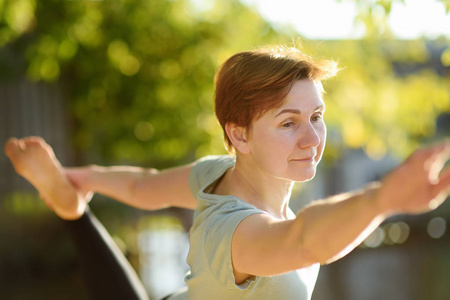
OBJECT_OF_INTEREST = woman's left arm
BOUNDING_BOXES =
[231,141,450,278]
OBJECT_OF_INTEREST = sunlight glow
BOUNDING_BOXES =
[241,0,450,39]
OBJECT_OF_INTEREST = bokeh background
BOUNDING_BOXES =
[1,0,449,299]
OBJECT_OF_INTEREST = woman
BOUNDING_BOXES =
[5,46,450,300]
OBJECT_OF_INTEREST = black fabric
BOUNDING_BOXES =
[62,208,149,300]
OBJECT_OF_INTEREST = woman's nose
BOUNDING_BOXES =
[297,123,321,149]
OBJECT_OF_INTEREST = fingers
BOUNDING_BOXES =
[413,140,450,161]
[402,140,450,205]
[425,140,450,200]
[432,165,450,198]
[427,141,450,184]
[426,139,450,155]
[407,140,450,183]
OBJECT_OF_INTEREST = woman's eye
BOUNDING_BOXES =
[311,114,323,122]
[282,122,294,128]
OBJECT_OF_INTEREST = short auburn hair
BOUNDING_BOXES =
[214,45,338,151]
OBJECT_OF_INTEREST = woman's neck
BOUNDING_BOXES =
[214,156,294,220]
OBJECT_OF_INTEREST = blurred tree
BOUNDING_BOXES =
[0,0,449,166]
[304,38,450,161]
[329,0,449,158]
[0,0,292,168]
[1,1,449,299]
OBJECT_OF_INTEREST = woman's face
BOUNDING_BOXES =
[246,79,326,182]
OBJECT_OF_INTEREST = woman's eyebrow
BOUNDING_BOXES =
[275,109,301,117]
[315,105,325,112]
[275,105,325,117]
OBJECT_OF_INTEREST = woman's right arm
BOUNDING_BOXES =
[65,163,197,210]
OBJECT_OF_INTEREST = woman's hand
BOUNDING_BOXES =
[375,140,450,216]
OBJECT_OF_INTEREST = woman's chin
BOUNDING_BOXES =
[289,169,317,183]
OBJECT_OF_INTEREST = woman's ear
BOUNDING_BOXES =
[225,123,250,154]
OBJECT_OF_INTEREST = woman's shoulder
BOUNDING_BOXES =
[193,154,235,170]
[189,155,235,196]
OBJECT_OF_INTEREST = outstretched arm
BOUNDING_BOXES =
[66,164,197,210]
[231,141,450,281]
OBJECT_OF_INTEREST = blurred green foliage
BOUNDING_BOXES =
[0,0,292,167]
[307,38,450,161]
[0,0,449,168]
[1,1,449,298]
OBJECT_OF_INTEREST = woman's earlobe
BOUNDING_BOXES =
[225,123,250,154]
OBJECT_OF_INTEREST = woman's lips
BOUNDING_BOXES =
[291,156,315,163]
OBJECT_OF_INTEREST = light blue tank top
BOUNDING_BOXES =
[178,155,319,300]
